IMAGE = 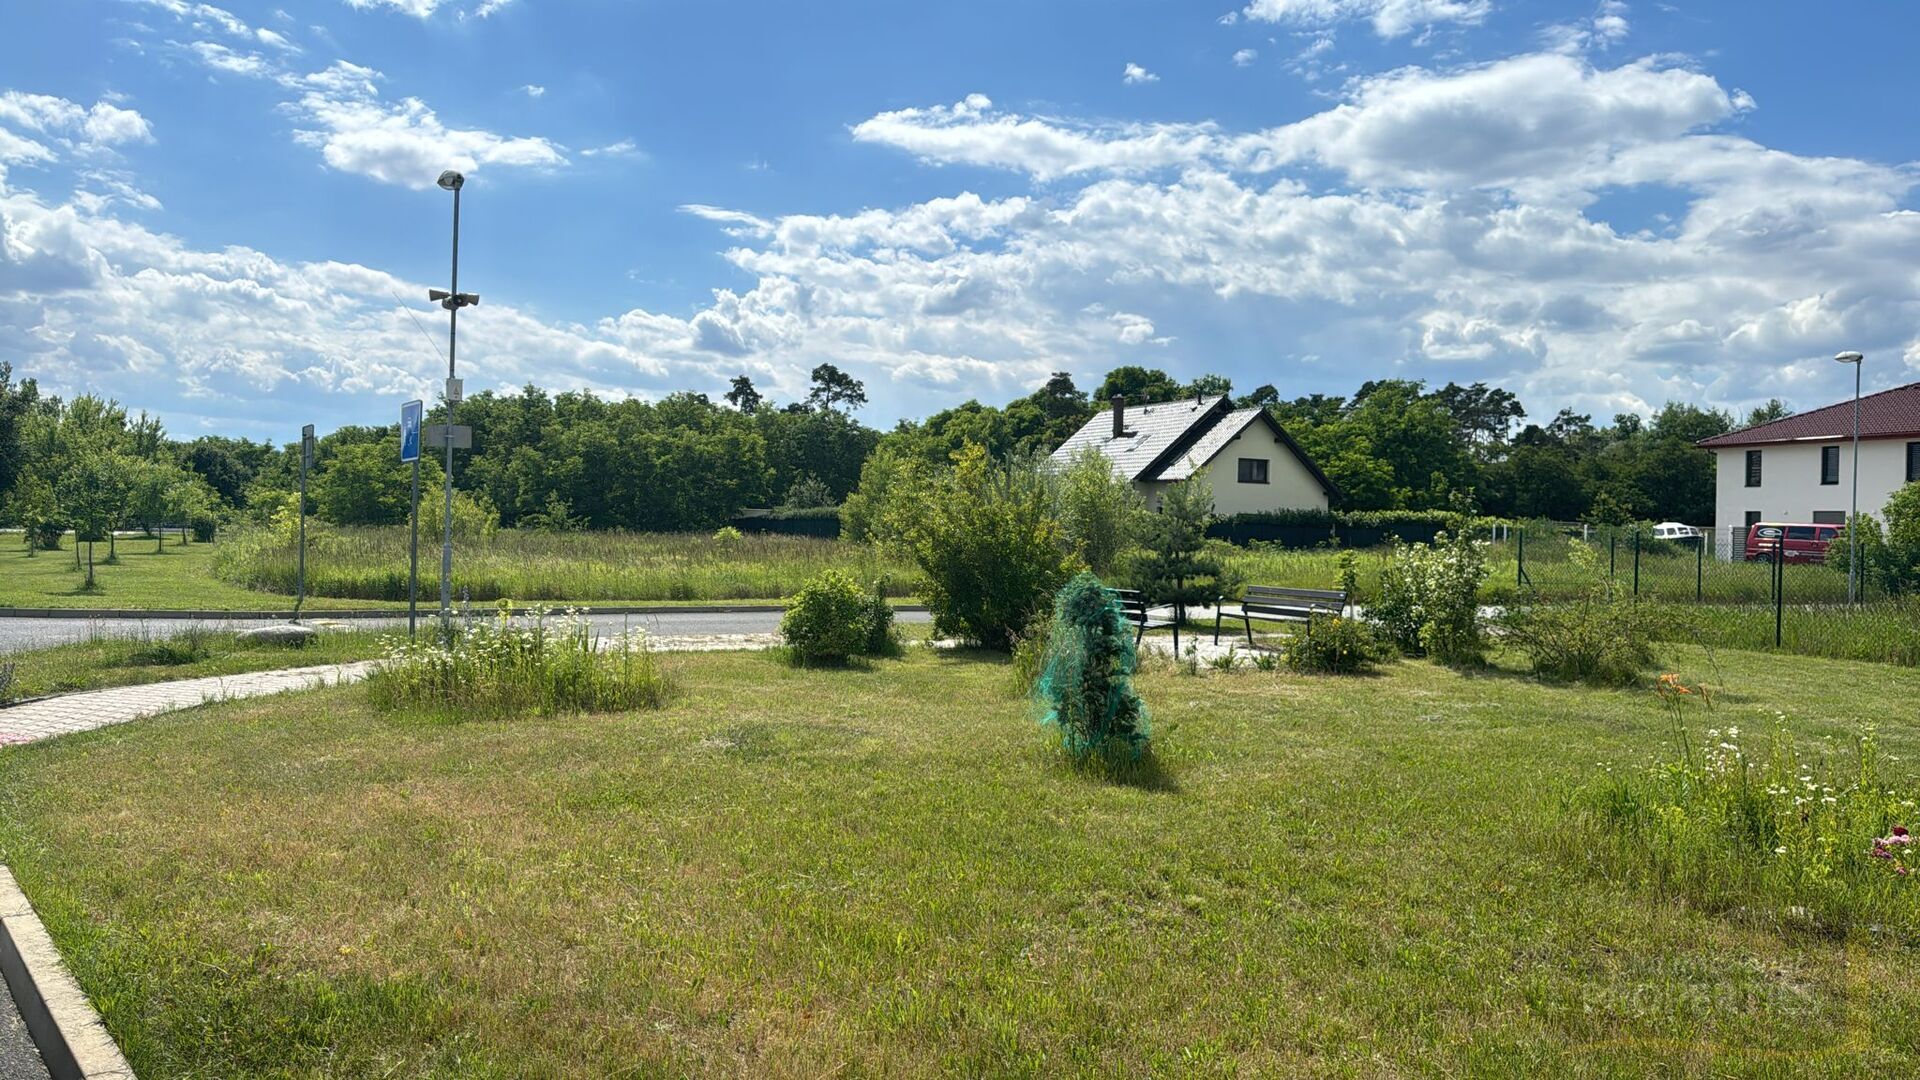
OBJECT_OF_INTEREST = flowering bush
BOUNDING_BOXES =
[1372,529,1487,665]
[1571,673,1920,939]
[1285,615,1385,675]
[366,605,669,718]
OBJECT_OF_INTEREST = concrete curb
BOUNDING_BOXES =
[0,867,135,1079]
[0,604,929,620]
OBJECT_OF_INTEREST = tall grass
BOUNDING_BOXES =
[213,526,921,603]
[364,607,671,718]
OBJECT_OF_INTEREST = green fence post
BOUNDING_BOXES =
[1695,534,1703,602]
[1517,527,1524,589]
[1774,541,1784,648]
[1632,529,1640,596]
[1609,534,1617,578]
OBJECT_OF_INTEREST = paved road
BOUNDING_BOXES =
[0,980,50,1080]
[0,610,931,655]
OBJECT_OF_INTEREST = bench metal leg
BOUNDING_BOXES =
[1244,616,1255,648]
[1214,610,1222,645]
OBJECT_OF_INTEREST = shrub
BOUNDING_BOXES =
[883,444,1077,650]
[1285,615,1385,675]
[1372,529,1488,665]
[367,607,669,718]
[711,525,744,546]
[860,578,901,658]
[780,569,872,664]
[1571,675,1920,940]
[1054,447,1147,576]
[1501,545,1662,685]
[1009,610,1052,695]
[1035,573,1149,758]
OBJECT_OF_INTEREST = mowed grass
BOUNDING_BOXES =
[0,626,389,703]
[3,646,1920,1075]
[0,537,404,611]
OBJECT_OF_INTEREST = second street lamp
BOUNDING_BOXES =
[433,169,478,637]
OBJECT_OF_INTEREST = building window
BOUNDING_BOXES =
[1745,449,1762,487]
[1237,458,1269,484]
[1909,441,1920,483]
[1821,446,1840,485]
[1745,510,1763,530]
[1812,511,1846,525]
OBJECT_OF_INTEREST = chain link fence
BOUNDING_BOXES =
[1496,524,1920,666]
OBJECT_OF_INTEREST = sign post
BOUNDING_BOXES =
[400,400,424,639]
[296,424,315,621]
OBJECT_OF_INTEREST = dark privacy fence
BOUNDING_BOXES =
[729,509,842,539]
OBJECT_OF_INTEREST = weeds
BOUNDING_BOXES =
[366,605,670,719]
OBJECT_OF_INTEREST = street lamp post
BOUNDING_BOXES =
[1835,350,1864,605]
[431,169,478,638]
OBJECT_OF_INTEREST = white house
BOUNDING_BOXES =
[1049,394,1337,514]
[1698,380,1920,533]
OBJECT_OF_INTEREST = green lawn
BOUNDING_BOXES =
[0,626,389,703]
[0,538,404,611]
[2,644,1917,1075]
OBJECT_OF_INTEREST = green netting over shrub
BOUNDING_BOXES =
[1035,572,1149,758]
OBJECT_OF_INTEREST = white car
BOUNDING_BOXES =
[1651,522,1701,542]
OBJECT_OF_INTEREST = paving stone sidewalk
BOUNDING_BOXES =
[0,633,784,747]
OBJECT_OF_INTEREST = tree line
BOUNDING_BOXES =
[0,358,1785,540]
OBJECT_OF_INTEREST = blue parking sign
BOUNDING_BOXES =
[400,399,424,462]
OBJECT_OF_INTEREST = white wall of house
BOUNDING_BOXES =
[1139,423,1329,515]
[1713,438,1917,530]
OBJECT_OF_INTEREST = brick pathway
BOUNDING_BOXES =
[0,662,377,746]
[0,633,785,748]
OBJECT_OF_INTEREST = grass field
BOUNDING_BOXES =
[0,626,389,703]
[3,643,1918,1075]
[210,526,920,604]
[0,536,406,610]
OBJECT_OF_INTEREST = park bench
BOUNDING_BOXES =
[1108,588,1182,652]
[1214,585,1348,646]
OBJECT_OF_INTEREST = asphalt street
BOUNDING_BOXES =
[0,980,48,1080]
[0,609,931,655]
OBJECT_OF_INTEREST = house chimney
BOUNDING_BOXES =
[1111,395,1126,438]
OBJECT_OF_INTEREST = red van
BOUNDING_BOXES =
[1744,522,1841,563]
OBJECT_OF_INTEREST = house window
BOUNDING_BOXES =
[1909,441,1920,483]
[1745,510,1763,530]
[1812,511,1846,525]
[1745,449,1762,487]
[1821,446,1840,485]
[1237,458,1269,484]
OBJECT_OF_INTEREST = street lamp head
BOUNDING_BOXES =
[1835,351,1864,364]
[436,170,465,191]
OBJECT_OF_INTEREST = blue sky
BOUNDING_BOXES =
[3,1,1918,439]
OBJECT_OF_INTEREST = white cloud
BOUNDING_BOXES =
[284,62,566,187]
[580,139,639,158]
[1123,62,1160,85]
[1110,311,1170,345]
[522,84,546,98]
[0,92,154,154]
[1242,0,1491,39]
[255,27,299,51]
[850,94,1217,180]
[188,40,273,77]
[342,0,445,16]
[474,0,515,15]
[1233,48,1259,67]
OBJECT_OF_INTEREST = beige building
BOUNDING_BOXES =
[1049,394,1337,514]
[1698,380,1920,533]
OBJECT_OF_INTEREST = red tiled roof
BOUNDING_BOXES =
[1697,380,1920,448]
